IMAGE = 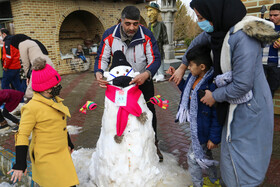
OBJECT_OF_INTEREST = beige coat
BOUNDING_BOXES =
[15,93,79,187]
[19,40,55,99]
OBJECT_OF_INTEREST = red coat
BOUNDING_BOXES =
[0,89,24,112]
[2,35,21,70]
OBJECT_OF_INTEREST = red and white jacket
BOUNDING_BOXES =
[94,24,161,76]
[2,35,21,70]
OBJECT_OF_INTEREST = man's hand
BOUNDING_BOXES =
[200,90,216,107]
[273,38,280,49]
[26,78,30,86]
[3,68,7,71]
[129,71,150,85]
[168,64,188,85]
[207,140,218,149]
[95,72,108,88]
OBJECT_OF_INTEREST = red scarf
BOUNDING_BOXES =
[105,85,142,136]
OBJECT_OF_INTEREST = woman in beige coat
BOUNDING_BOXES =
[10,34,55,100]
[8,57,79,187]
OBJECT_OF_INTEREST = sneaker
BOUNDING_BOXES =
[203,177,221,187]
[155,74,165,82]
[0,120,10,131]
[11,125,19,133]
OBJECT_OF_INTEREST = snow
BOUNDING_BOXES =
[67,125,83,135]
[71,86,192,187]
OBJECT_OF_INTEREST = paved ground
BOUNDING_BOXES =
[0,71,280,186]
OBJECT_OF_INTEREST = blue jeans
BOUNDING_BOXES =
[187,144,218,187]
[77,55,87,62]
[2,69,25,93]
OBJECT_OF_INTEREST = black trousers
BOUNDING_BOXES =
[263,63,280,97]
[139,79,157,140]
[0,107,19,124]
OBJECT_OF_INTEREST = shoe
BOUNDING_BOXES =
[155,140,163,162]
[203,177,221,187]
[11,125,19,133]
[152,75,158,81]
[0,120,10,131]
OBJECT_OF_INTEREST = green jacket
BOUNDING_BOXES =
[148,21,168,59]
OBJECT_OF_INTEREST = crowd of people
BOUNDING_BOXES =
[0,0,279,186]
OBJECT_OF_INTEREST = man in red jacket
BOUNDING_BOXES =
[0,28,23,93]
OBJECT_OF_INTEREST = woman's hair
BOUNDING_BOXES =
[186,45,212,70]
[0,28,9,35]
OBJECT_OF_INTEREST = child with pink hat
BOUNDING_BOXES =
[8,57,79,187]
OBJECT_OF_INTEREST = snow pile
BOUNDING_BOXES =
[67,125,83,135]
[72,149,191,187]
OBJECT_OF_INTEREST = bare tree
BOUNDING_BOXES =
[174,0,201,46]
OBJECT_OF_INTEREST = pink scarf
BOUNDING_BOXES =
[105,85,142,136]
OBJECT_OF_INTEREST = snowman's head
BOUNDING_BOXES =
[104,51,139,88]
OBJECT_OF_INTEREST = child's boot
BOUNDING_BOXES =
[11,123,19,133]
[203,177,221,187]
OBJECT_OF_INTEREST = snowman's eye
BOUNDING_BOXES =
[126,69,129,72]
[116,71,119,74]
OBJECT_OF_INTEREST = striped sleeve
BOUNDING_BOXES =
[94,29,114,74]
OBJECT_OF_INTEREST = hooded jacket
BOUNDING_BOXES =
[2,35,21,69]
[94,24,161,77]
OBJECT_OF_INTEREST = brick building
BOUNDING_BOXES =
[0,0,150,75]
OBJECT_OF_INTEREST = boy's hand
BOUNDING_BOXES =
[207,140,218,149]
[166,66,175,75]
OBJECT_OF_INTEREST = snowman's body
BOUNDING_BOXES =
[90,84,161,186]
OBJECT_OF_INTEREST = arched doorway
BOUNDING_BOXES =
[59,10,104,55]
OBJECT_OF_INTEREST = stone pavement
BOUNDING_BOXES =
[0,71,280,186]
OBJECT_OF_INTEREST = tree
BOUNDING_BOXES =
[174,0,200,45]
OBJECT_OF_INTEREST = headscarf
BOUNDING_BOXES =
[10,34,49,55]
[190,0,246,125]
[190,0,246,76]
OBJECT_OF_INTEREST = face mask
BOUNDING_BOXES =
[50,84,62,97]
[197,20,214,33]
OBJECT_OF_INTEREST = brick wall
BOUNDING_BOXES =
[243,0,280,114]
[9,0,149,75]
[242,0,280,17]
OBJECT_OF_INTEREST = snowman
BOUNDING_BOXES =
[71,51,192,187]
[89,50,162,186]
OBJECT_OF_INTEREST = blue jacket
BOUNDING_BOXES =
[178,73,222,145]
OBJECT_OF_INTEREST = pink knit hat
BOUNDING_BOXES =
[31,57,61,92]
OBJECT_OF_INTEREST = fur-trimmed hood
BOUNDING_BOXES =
[234,16,279,44]
[221,16,279,73]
